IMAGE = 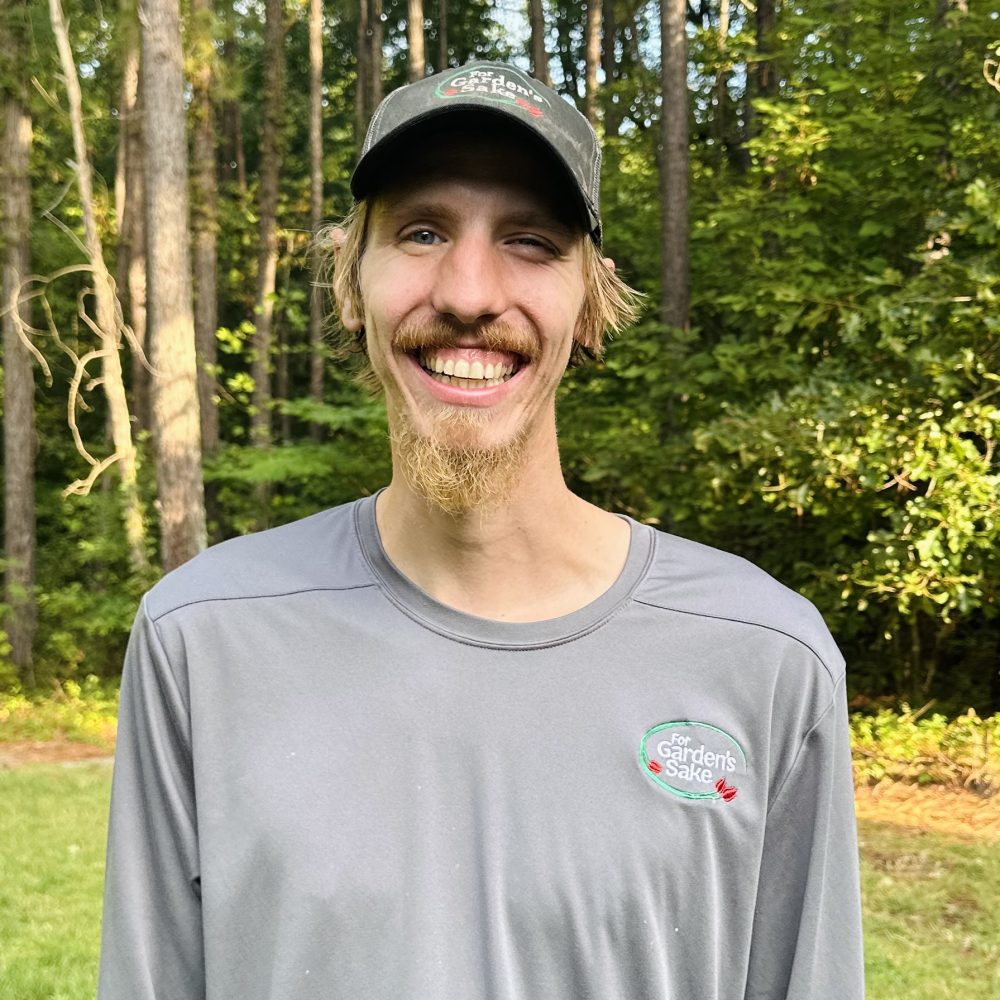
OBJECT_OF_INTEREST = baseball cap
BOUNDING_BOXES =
[351,61,603,245]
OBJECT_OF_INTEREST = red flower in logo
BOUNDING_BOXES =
[715,777,738,802]
[648,760,662,774]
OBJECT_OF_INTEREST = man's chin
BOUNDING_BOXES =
[390,415,529,516]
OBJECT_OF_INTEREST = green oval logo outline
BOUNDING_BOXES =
[639,721,747,801]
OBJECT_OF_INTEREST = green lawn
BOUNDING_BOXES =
[1,763,998,999]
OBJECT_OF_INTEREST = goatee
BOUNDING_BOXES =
[390,409,530,516]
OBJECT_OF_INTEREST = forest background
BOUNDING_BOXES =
[1,0,999,722]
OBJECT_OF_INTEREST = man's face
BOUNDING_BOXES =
[344,129,588,466]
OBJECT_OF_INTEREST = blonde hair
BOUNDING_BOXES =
[320,199,644,380]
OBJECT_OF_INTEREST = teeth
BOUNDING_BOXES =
[419,351,519,386]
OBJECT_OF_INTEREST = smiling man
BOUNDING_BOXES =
[99,62,864,1000]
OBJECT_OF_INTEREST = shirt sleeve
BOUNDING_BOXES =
[98,599,205,999]
[743,676,865,1000]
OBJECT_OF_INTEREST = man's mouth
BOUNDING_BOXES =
[417,348,522,388]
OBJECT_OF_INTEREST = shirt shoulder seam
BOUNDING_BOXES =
[631,595,841,687]
[149,582,379,624]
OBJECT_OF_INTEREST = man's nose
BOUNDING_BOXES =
[429,236,508,326]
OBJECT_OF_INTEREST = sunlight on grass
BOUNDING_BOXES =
[0,764,110,1000]
[0,763,998,998]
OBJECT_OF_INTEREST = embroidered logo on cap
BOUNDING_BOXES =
[639,721,747,802]
[434,67,548,118]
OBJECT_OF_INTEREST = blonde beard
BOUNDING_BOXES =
[390,410,529,516]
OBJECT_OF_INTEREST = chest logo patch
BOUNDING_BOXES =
[639,721,747,802]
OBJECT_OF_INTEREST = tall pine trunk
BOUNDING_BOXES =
[584,0,601,124]
[308,0,325,439]
[529,0,550,84]
[658,0,689,329]
[438,0,447,70]
[407,0,425,81]
[2,96,36,686]
[356,0,370,143]
[50,0,148,572]
[371,0,384,108]
[190,0,220,459]
[140,0,208,570]
[116,0,149,431]
[252,0,285,451]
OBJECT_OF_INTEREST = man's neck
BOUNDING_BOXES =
[374,456,631,623]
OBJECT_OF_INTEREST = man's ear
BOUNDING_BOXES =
[329,226,364,332]
[602,256,616,275]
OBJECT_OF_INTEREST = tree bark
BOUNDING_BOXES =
[658,0,689,330]
[602,0,621,135]
[437,0,447,70]
[221,35,248,192]
[115,1,150,433]
[407,0,425,81]
[140,0,208,570]
[308,0,325,439]
[356,0,370,143]
[50,0,148,572]
[371,0,384,109]
[529,0,550,85]
[190,0,220,459]
[252,0,286,450]
[2,96,36,686]
[746,0,776,139]
[584,0,601,124]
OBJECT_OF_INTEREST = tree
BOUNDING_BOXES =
[408,0,425,81]
[529,0,550,84]
[308,0,325,438]
[584,0,601,124]
[356,0,370,141]
[115,0,149,431]
[371,0,384,108]
[49,0,148,572]
[251,0,286,451]
[2,88,36,686]
[438,0,447,70]
[190,0,220,458]
[658,0,689,329]
[140,0,207,569]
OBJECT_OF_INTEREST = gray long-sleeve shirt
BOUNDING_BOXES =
[99,495,864,999]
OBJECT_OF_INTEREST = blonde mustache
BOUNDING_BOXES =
[392,317,539,361]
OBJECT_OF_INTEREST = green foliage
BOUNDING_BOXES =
[851,707,1000,791]
[0,675,117,747]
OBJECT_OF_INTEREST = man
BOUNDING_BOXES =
[100,61,864,999]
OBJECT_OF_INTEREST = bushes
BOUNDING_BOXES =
[851,706,999,794]
[0,675,118,748]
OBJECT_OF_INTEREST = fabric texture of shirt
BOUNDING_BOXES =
[98,495,864,1000]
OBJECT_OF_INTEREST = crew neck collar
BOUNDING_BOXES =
[353,493,655,649]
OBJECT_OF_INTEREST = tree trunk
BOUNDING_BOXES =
[49,0,148,572]
[371,0,384,109]
[658,0,689,330]
[584,0,601,124]
[437,0,447,70]
[407,0,425,81]
[747,0,776,139]
[529,0,550,85]
[356,0,370,143]
[190,0,220,459]
[221,36,248,192]
[308,0,325,440]
[140,0,208,570]
[602,0,621,135]
[252,0,285,451]
[2,96,36,686]
[115,3,150,433]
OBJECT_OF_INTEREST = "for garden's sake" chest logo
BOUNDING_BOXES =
[639,721,747,802]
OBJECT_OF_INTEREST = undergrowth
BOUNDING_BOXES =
[0,676,118,748]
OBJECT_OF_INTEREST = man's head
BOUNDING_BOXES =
[328,62,642,513]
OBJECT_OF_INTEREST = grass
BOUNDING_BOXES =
[0,762,997,999]
[0,764,110,1000]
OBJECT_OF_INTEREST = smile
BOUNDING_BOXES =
[417,348,522,388]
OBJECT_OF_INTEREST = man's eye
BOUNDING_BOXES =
[405,229,441,245]
[510,236,558,255]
